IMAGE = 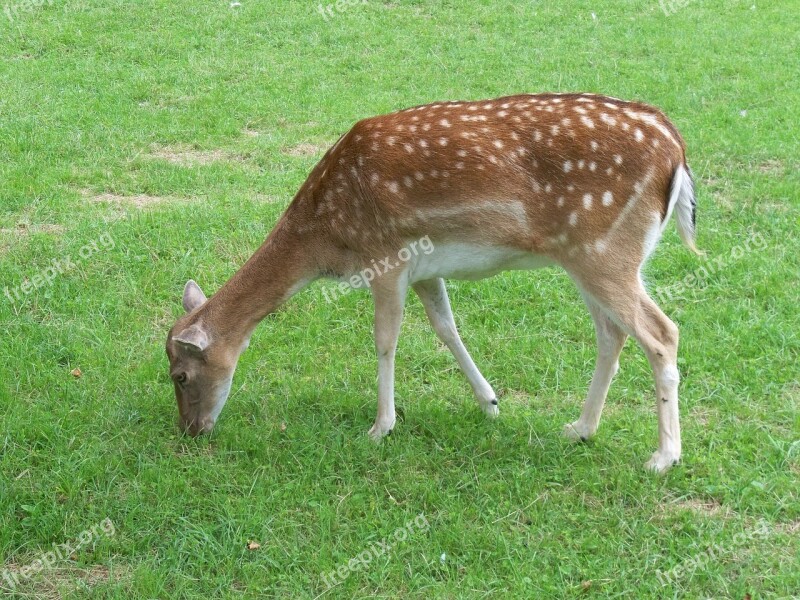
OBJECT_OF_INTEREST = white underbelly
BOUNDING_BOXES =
[406,242,553,283]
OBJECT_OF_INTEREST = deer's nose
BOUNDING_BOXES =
[182,417,215,437]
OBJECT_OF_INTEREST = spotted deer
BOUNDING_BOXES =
[166,93,698,472]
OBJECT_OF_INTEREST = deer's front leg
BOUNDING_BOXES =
[368,275,408,440]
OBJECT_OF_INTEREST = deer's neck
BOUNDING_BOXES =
[201,214,318,342]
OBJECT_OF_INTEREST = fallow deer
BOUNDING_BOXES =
[166,93,698,472]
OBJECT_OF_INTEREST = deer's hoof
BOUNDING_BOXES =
[645,451,680,474]
[563,421,592,442]
[368,419,395,441]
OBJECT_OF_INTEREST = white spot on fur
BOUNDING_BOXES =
[564,161,573,173]
[568,211,578,226]
[600,113,617,127]
[583,194,593,209]
[602,191,613,206]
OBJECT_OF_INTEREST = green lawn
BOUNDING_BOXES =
[1,0,798,598]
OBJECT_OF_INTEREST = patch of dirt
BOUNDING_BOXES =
[501,390,532,407]
[283,142,327,157]
[756,159,783,175]
[672,497,729,517]
[1,563,128,598]
[784,383,799,407]
[149,146,230,166]
[709,188,734,211]
[776,519,800,534]
[253,193,283,204]
[88,192,172,209]
[689,405,717,427]
[753,199,793,214]
[242,128,261,137]
[0,223,65,236]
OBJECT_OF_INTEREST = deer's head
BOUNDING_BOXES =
[165,280,243,436]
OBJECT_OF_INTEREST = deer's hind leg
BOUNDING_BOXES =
[572,272,682,473]
[564,294,628,442]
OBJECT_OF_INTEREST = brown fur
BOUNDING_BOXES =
[167,93,692,471]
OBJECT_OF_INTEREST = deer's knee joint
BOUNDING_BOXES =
[659,364,680,388]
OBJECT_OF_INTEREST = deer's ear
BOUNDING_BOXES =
[173,323,209,353]
[182,280,207,313]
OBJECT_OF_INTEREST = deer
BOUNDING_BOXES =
[166,92,698,473]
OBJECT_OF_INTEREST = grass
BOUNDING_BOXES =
[1,0,798,597]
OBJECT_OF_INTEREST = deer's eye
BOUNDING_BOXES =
[175,373,188,385]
